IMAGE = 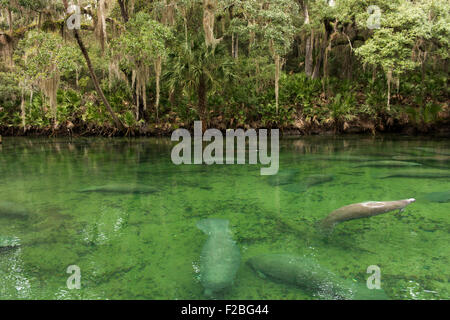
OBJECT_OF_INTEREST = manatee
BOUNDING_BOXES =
[379,170,450,179]
[78,184,158,194]
[415,147,450,156]
[306,155,387,162]
[319,198,416,234]
[247,254,389,300]
[197,218,241,297]
[353,160,422,168]
[0,202,31,219]
[267,169,300,186]
[282,174,334,193]
[392,155,450,162]
[423,191,450,203]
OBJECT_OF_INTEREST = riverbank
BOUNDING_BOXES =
[1,116,449,138]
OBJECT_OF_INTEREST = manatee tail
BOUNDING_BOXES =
[196,218,229,235]
[316,218,336,236]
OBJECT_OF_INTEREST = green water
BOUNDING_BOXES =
[0,136,448,300]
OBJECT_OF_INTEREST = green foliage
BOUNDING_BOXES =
[0,72,20,125]
[0,0,448,132]
[406,103,443,125]
[15,30,79,81]
[111,12,173,70]
[279,73,322,110]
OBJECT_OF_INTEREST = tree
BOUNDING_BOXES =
[15,30,80,124]
[111,12,172,120]
[165,38,234,125]
[230,0,299,113]
[62,0,125,130]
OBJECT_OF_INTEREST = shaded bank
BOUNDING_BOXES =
[1,116,449,138]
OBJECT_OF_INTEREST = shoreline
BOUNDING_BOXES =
[1,119,449,138]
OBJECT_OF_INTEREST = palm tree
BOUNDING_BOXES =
[164,37,234,127]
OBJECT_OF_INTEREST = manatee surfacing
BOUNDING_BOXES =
[197,219,241,296]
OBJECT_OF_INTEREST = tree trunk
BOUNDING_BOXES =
[312,26,328,80]
[117,0,129,23]
[203,0,222,48]
[387,69,392,110]
[304,4,313,77]
[154,56,162,120]
[97,0,107,54]
[75,31,124,129]
[63,0,124,130]
[305,32,313,77]
[198,73,207,123]
[7,8,13,33]
[231,33,234,58]
[274,54,281,114]
[20,88,26,129]
[323,25,338,96]
[235,34,238,59]
[312,48,322,79]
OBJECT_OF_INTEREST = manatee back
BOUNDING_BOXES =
[197,219,240,295]
[247,254,388,300]
[196,218,230,235]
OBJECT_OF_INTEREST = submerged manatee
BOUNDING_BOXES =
[423,191,450,203]
[392,155,450,162]
[305,155,390,162]
[247,254,389,300]
[353,160,421,168]
[0,202,31,219]
[415,147,450,156]
[197,219,241,297]
[282,174,334,193]
[78,184,158,194]
[379,170,450,179]
[319,198,416,233]
[267,169,300,186]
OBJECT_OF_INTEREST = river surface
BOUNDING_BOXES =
[0,136,448,300]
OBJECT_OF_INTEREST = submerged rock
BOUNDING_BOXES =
[247,254,389,300]
[0,202,32,219]
[197,218,241,297]
[78,184,158,194]
[0,236,20,252]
